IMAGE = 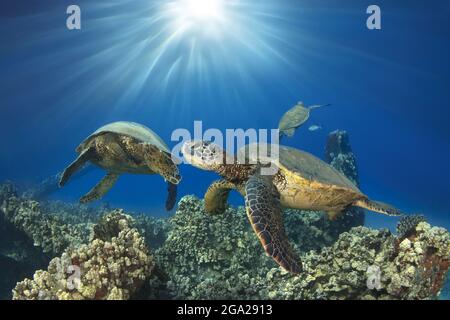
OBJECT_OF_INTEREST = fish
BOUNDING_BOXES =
[308,125,322,132]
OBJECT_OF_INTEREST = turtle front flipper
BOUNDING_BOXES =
[204,179,237,215]
[281,128,295,138]
[353,198,404,217]
[143,144,181,185]
[244,172,303,274]
[80,172,119,203]
[165,182,177,211]
[59,147,95,187]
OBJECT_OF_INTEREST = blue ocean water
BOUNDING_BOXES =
[0,0,449,234]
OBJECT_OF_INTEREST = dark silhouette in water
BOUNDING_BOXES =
[23,164,93,200]
[165,183,178,211]
[325,130,365,231]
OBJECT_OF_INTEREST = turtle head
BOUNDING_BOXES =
[182,140,232,172]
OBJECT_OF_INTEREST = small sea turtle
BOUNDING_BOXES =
[181,141,403,273]
[60,122,181,210]
[278,101,329,138]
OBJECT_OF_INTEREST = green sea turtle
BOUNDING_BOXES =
[181,141,403,273]
[60,121,181,210]
[278,101,330,139]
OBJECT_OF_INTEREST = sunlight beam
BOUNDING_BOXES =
[180,0,224,21]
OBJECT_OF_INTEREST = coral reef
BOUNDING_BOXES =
[264,221,449,300]
[154,196,271,299]
[0,182,17,203]
[1,195,94,256]
[0,212,49,299]
[12,211,154,300]
[0,183,51,299]
[133,214,171,251]
[2,182,449,300]
[0,182,168,299]
[146,195,449,300]
[397,215,426,239]
[0,251,43,300]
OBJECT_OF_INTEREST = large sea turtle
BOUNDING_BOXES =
[60,121,181,210]
[278,101,330,139]
[181,141,403,273]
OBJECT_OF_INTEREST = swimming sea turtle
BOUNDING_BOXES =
[278,101,330,138]
[181,141,403,273]
[60,121,181,210]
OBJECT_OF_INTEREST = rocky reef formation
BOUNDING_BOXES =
[147,196,449,300]
[1,128,448,300]
[0,182,172,300]
[0,183,50,299]
[12,211,154,300]
[154,196,272,299]
[325,130,359,186]
[1,190,96,257]
[264,222,449,300]
[324,130,365,229]
[0,182,101,299]
[397,215,427,239]
[152,194,369,299]
[2,186,449,300]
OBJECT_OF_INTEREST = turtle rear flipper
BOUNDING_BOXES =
[80,172,119,203]
[245,172,302,274]
[59,147,95,187]
[165,182,177,211]
[354,198,404,217]
[204,179,237,215]
[308,103,331,110]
